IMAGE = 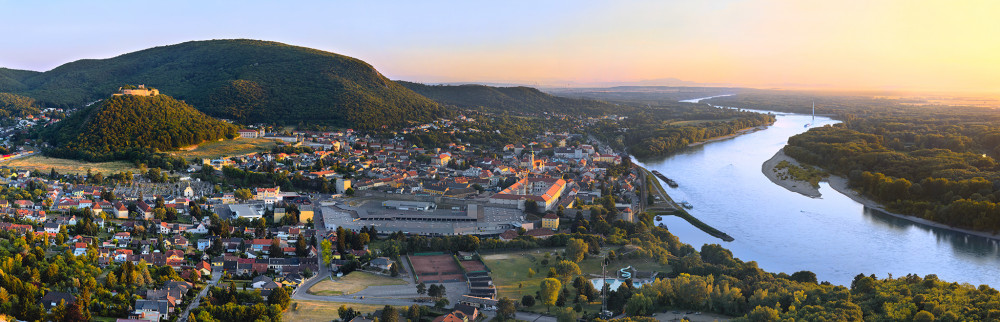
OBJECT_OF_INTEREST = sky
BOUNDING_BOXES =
[2,0,999,92]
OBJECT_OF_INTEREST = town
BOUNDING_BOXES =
[0,113,659,321]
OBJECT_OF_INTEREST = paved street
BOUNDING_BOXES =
[178,270,223,322]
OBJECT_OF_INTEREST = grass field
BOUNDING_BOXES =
[0,138,279,175]
[169,137,282,160]
[483,248,671,314]
[284,300,405,322]
[0,155,138,175]
[307,271,407,296]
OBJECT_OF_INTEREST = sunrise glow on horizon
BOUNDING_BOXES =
[2,0,999,92]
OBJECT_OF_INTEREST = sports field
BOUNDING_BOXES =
[408,254,465,283]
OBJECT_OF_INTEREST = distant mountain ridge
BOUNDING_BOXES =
[398,81,627,115]
[4,39,447,129]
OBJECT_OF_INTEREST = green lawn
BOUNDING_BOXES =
[482,248,671,314]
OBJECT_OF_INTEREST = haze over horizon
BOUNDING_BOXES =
[2,1,998,93]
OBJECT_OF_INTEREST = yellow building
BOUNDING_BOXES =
[299,205,314,223]
[542,213,559,230]
[113,84,159,97]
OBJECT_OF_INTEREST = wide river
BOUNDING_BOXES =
[637,97,1000,287]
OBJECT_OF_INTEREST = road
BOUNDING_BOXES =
[294,200,332,299]
[178,270,223,322]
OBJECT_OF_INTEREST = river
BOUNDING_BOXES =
[636,97,1000,287]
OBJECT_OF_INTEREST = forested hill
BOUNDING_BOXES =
[5,39,447,128]
[0,92,41,118]
[0,68,39,92]
[40,94,237,162]
[398,81,627,115]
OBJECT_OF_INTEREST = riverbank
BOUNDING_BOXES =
[761,148,821,198]
[688,125,770,147]
[825,175,1000,241]
[636,165,734,242]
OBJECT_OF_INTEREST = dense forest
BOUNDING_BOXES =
[0,67,37,92]
[591,104,775,158]
[3,39,448,128]
[0,92,41,118]
[39,94,237,162]
[399,81,628,116]
[713,92,1000,233]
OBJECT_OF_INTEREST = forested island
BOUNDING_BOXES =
[570,89,776,158]
[710,92,1000,234]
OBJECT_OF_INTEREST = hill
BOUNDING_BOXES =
[9,39,446,128]
[41,93,237,162]
[398,81,626,115]
[0,68,39,92]
[0,92,41,118]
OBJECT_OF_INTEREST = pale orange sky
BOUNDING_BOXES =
[2,1,999,92]
[377,1,1000,92]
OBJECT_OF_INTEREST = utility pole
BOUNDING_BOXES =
[601,256,610,318]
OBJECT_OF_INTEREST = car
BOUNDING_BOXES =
[686,311,694,314]
[672,311,680,314]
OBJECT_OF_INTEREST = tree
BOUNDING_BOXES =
[790,270,818,284]
[625,293,653,316]
[527,268,536,278]
[554,260,582,283]
[345,187,355,196]
[565,238,588,263]
[435,298,450,309]
[321,239,333,265]
[522,295,535,307]
[747,305,780,322]
[270,238,282,257]
[914,311,935,322]
[417,282,427,295]
[234,188,253,201]
[524,200,539,214]
[428,284,440,297]
[268,287,291,309]
[555,307,578,322]
[380,305,399,322]
[407,305,422,321]
[540,278,562,311]
[338,305,359,322]
[390,264,399,277]
[295,233,308,257]
[497,297,516,321]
